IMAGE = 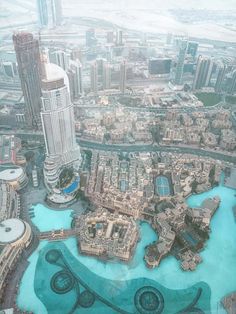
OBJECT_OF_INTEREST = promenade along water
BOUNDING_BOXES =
[18,180,236,313]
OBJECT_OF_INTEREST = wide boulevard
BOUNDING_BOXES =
[0,129,235,164]
[78,139,236,163]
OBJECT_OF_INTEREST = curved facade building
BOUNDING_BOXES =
[0,218,32,248]
[0,218,32,302]
[41,62,81,195]
[0,166,28,191]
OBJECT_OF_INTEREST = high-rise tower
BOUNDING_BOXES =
[67,60,83,101]
[192,56,214,90]
[215,63,227,93]
[86,29,97,47]
[50,50,70,71]
[13,32,42,129]
[187,41,198,59]
[37,0,62,29]
[116,29,123,46]
[119,60,126,94]
[102,62,111,90]
[174,40,188,85]
[90,62,98,95]
[228,70,236,94]
[40,61,81,195]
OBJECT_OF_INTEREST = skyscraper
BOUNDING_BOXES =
[215,63,227,93]
[86,29,97,47]
[187,41,199,59]
[67,60,83,101]
[105,46,113,62]
[37,0,48,27]
[13,32,42,129]
[90,62,98,95]
[116,29,123,46]
[228,69,236,94]
[174,40,188,85]
[50,50,70,71]
[70,48,83,63]
[40,61,81,193]
[2,61,18,78]
[192,56,214,90]
[37,0,62,29]
[120,60,126,94]
[102,62,111,90]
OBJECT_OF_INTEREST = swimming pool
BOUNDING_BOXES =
[63,176,80,194]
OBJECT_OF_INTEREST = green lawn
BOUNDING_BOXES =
[195,92,222,106]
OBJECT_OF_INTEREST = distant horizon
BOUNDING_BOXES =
[1,0,236,13]
[0,0,236,43]
[63,0,236,10]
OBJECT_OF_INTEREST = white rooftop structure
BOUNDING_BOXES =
[0,309,14,314]
[0,167,23,181]
[0,218,25,245]
[0,166,28,190]
[42,62,69,90]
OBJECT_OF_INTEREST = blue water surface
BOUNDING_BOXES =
[18,180,236,313]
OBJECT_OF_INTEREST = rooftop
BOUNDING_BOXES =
[0,135,18,165]
[41,62,69,91]
[0,167,23,181]
[0,218,25,245]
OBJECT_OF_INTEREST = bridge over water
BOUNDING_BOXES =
[39,229,77,241]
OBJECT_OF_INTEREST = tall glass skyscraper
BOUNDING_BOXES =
[13,32,42,129]
[102,62,111,90]
[174,40,188,85]
[67,60,83,101]
[120,60,126,94]
[90,62,98,95]
[228,69,236,94]
[215,63,227,93]
[192,56,214,90]
[41,61,81,194]
[37,0,62,29]
[187,41,199,59]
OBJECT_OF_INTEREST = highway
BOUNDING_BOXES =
[78,139,236,163]
[0,130,235,163]
[74,100,231,114]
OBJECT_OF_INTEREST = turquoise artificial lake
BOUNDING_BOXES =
[17,180,236,313]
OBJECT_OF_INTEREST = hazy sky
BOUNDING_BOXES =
[1,0,236,42]
[64,0,236,10]
[1,0,236,16]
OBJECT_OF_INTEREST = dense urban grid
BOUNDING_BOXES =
[0,0,236,313]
